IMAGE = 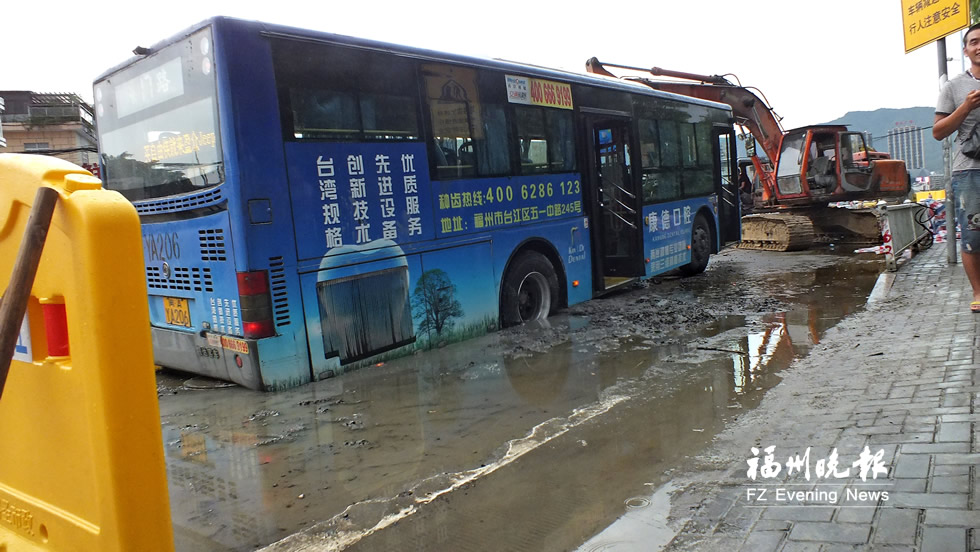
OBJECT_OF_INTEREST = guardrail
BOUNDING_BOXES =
[877,202,932,272]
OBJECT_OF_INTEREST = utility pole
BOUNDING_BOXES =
[940,36,957,264]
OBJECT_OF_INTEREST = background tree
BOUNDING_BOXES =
[411,269,463,336]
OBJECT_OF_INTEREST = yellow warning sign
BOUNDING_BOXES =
[901,0,970,54]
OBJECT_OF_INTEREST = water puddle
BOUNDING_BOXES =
[159,255,882,551]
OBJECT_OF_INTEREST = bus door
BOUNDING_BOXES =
[585,115,644,291]
[715,127,741,244]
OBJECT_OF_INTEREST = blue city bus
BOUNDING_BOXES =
[94,17,740,391]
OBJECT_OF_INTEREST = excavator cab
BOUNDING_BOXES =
[804,132,837,193]
[839,132,875,192]
[775,126,849,203]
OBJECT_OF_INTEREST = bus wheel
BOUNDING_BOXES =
[679,215,711,276]
[501,251,558,327]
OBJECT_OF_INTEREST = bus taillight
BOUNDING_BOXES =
[237,271,275,339]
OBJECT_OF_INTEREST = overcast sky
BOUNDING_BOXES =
[3,0,966,130]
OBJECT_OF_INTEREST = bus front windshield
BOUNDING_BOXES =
[95,27,223,201]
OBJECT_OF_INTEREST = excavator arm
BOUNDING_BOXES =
[584,58,784,165]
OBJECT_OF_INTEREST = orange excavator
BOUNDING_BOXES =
[585,59,911,251]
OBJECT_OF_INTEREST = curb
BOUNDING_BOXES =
[866,270,894,304]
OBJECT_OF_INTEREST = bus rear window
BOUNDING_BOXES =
[95,27,222,201]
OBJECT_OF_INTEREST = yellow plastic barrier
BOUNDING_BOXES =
[0,154,172,551]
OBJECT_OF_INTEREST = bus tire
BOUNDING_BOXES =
[500,251,559,327]
[679,214,711,276]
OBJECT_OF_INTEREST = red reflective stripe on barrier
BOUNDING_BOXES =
[42,303,69,357]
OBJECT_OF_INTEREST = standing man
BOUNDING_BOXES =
[934,22,980,312]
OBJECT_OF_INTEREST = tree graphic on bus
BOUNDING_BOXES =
[411,268,464,337]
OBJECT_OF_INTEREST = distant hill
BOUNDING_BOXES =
[823,107,939,178]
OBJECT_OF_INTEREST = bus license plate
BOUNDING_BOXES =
[163,297,191,327]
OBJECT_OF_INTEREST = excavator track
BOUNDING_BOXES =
[738,214,815,251]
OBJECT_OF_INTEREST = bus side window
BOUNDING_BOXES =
[546,109,575,172]
[639,115,684,203]
[422,63,511,180]
[272,40,420,142]
[290,89,360,140]
[515,105,576,175]
[516,106,549,174]
[682,123,715,197]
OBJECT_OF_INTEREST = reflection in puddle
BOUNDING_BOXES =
[160,257,882,551]
[577,482,678,552]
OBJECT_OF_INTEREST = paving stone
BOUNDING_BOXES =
[932,464,970,476]
[753,519,792,532]
[787,522,870,544]
[940,414,980,423]
[900,442,970,454]
[936,422,972,442]
[718,502,763,534]
[933,453,980,465]
[762,506,834,522]
[872,508,918,545]
[892,455,930,478]
[905,415,938,425]
[901,423,938,434]
[929,475,969,493]
[887,492,968,508]
[906,406,971,417]
[922,508,980,526]
[834,505,875,523]
[738,530,785,552]
[851,426,904,436]
[888,386,915,399]
[777,541,822,552]
[920,526,967,552]
[942,393,973,408]
[889,478,927,492]
[868,433,933,445]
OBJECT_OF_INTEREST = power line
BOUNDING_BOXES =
[871,126,933,142]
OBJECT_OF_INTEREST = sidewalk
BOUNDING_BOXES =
[660,243,980,551]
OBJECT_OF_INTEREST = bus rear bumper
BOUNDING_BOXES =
[150,327,264,390]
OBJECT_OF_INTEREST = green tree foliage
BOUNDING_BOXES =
[411,269,463,336]
[974,0,979,23]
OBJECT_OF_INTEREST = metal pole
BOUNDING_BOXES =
[940,37,957,264]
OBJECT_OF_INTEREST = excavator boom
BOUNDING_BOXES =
[585,58,784,163]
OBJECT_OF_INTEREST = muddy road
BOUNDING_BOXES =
[156,247,884,551]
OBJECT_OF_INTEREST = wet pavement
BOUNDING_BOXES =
[156,248,884,551]
[585,243,980,552]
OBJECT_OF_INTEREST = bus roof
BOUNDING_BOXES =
[95,16,732,116]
